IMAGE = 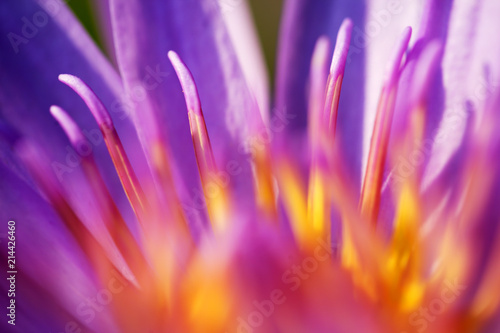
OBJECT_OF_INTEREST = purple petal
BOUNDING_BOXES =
[0,0,145,233]
[0,161,117,332]
[423,0,500,188]
[109,0,258,221]
[222,0,270,122]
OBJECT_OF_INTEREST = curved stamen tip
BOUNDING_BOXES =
[330,18,353,73]
[169,50,214,159]
[312,36,331,68]
[58,74,113,131]
[167,50,202,115]
[384,27,412,87]
[341,17,353,30]
[339,17,354,43]
[50,105,86,147]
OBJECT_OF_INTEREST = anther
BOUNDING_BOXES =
[360,27,412,224]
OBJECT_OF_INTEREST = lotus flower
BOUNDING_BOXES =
[2,0,500,332]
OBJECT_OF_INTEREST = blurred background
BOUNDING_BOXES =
[69,0,283,85]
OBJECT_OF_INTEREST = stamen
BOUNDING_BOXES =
[58,74,113,131]
[308,168,328,234]
[306,20,352,236]
[308,36,330,146]
[325,18,353,135]
[360,27,412,224]
[50,105,151,285]
[168,51,230,232]
[58,74,149,224]
[277,159,310,245]
[307,37,330,236]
